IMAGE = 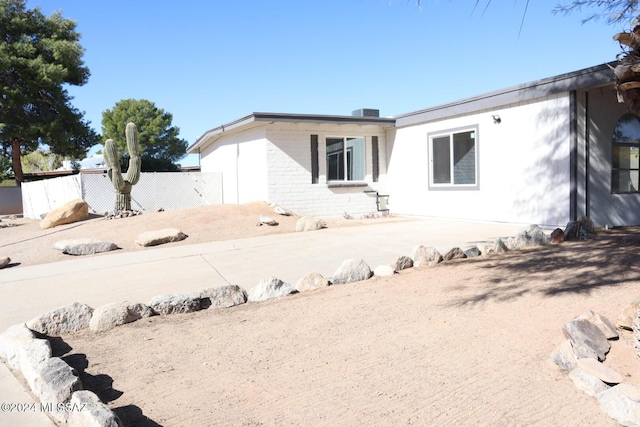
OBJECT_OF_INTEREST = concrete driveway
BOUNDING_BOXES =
[0,218,530,331]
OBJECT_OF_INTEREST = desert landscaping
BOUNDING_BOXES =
[2,203,640,426]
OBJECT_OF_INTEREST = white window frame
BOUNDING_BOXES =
[427,125,479,191]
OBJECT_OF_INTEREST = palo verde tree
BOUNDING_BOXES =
[0,0,98,186]
[101,99,187,172]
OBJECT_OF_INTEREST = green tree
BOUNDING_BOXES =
[0,154,11,182]
[20,149,63,173]
[0,0,98,186]
[101,99,187,171]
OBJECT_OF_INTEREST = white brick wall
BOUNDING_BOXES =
[265,123,389,218]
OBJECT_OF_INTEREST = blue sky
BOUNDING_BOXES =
[29,0,620,166]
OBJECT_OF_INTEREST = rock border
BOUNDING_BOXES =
[0,221,597,425]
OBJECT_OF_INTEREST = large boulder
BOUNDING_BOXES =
[568,367,610,397]
[258,216,278,226]
[576,358,623,384]
[564,221,582,241]
[53,238,118,256]
[577,216,596,234]
[562,318,611,361]
[598,383,640,426]
[443,247,466,261]
[248,277,296,302]
[575,310,618,340]
[511,224,549,249]
[148,292,202,315]
[201,285,248,309]
[26,302,94,336]
[135,228,187,247]
[34,357,82,423]
[617,301,640,331]
[373,265,396,277]
[392,255,414,271]
[0,256,10,269]
[296,273,330,292]
[331,259,373,285]
[551,340,577,372]
[550,228,565,244]
[412,246,443,267]
[464,246,482,258]
[295,217,325,232]
[89,302,142,333]
[67,390,123,427]
[40,199,89,229]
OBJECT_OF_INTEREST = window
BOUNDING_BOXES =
[326,137,365,181]
[429,127,478,188]
[612,113,640,193]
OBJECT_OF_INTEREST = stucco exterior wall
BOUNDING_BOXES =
[585,85,640,227]
[265,123,388,218]
[199,126,267,204]
[386,94,572,227]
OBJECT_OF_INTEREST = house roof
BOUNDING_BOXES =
[395,62,616,128]
[187,112,396,154]
[189,62,617,154]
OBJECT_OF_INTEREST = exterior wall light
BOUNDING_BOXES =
[492,115,501,124]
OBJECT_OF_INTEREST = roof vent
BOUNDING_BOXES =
[351,108,379,118]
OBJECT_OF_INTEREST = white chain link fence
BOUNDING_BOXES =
[21,172,223,219]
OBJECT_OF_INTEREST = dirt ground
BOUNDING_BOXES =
[3,204,640,426]
[0,201,404,267]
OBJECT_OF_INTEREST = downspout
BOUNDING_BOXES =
[569,90,578,221]
[584,91,590,218]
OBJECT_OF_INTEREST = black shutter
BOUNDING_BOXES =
[372,136,379,183]
[311,134,319,184]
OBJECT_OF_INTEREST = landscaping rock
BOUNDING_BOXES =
[127,303,153,320]
[40,199,89,229]
[135,228,187,247]
[550,228,565,244]
[443,247,466,261]
[296,273,330,292]
[201,285,248,309]
[464,246,482,258]
[568,367,610,397]
[562,318,611,361]
[564,221,581,241]
[248,277,296,302]
[617,301,640,331]
[551,340,577,372]
[0,323,36,369]
[274,205,293,216]
[494,238,510,253]
[53,238,118,255]
[34,357,82,423]
[89,303,138,333]
[0,256,10,269]
[577,216,596,234]
[148,292,202,315]
[67,390,124,427]
[295,216,325,232]
[511,224,549,249]
[575,310,619,340]
[577,358,624,384]
[258,216,278,226]
[331,259,373,285]
[598,383,640,426]
[26,302,94,336]
[392,255,414,271]
[373,264,396,277]
[412,246,443,267]
[18,339,53,392]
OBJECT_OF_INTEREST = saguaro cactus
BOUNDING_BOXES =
[103,122,142,213]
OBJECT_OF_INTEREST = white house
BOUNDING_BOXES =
[188,62,640,227]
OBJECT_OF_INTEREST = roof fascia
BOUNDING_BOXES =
[395,62,616,128]
[188,113,396,154]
